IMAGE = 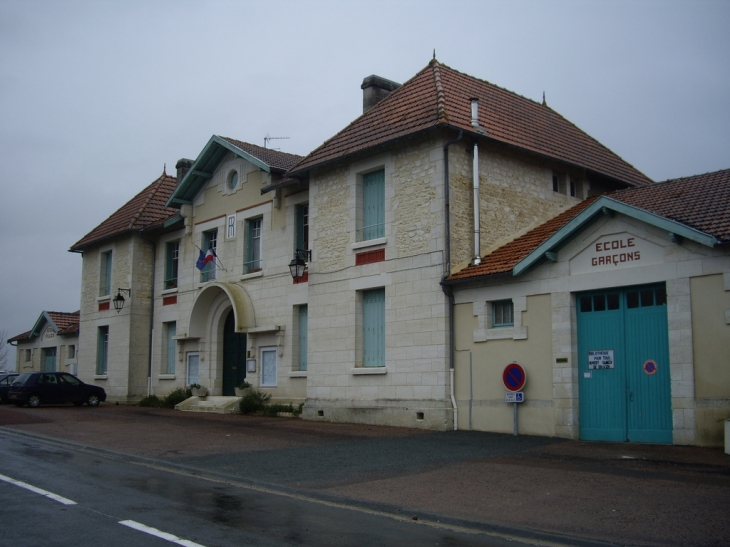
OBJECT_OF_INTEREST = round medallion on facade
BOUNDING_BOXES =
[227,170,238,189]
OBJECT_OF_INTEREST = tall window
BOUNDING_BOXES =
[99,251,112,296]
[245,218,262,273]
[363,288,385,367]
[296,204,309,253]
[362,169,385,241]
[492,300,514,327]
[201,230,217,282]
[165,241,179,289]
[298,305,308,371]
[261,347,277,387]
[186,353,199,386]
[164,322,176,375]
[67,345,75,359]
[97,326,109,374]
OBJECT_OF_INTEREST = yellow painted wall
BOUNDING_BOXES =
[454,293,555,435]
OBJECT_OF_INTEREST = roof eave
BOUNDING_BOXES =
[512,196,719,276]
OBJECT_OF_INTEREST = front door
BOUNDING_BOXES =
[43,348,56,372]
[223,311,247,396]
[578,284,672,443]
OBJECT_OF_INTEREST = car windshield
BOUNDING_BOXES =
[59,374,81,386]
[12,373,32,386]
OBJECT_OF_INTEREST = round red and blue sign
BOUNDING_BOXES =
[503,362,526,392]
[643,360,658,376]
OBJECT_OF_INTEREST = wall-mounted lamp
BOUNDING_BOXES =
[113,288,131,313]
[288,249,311,280]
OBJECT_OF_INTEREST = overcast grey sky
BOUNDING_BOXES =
[1,0,728,368]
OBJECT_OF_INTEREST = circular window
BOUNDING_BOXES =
[228,170,239,189]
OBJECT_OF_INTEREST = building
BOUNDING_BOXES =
[8,311,80,374]
[68,59,728,446]
[443,169,730,446]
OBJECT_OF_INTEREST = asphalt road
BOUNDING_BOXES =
[1,404,729,546]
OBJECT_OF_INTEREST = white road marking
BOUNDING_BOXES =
[0,473,77,505]
[119,520,206,547]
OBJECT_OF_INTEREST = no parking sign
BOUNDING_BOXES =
[503,362,526,392]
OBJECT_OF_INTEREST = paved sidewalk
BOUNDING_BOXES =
[1,404,728,546]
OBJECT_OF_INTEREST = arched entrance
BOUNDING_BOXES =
[223,310,247,395]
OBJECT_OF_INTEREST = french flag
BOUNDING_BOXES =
[196,248,216,270]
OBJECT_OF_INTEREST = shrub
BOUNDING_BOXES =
[294,402,304,417]
[239,390,271,414]
[238,381,252,390]
[262,403,295,416]
[162,387,192,408]
[139,395,162,407]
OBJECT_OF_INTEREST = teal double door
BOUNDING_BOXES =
[577,284,672,443]
[223,311,247,396]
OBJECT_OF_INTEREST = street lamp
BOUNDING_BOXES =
[288,249,311,280]
[113,288,131,313]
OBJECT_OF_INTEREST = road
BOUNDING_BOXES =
[0,432,587,547]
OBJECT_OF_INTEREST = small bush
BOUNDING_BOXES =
[262,403,295,416]
[293,402,304,417]
[238,381,252,390]
[239,390,271,414]
[162,387,192,408]
[139,395,162,407]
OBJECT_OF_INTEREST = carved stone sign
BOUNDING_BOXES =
[43,326,55,340]
[570,232,664,275]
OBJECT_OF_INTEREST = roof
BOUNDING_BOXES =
[166,135,303,206]
[70,172,178,251]
[446,168,730,283]
[289,60,652,188]
[9,311,80,342]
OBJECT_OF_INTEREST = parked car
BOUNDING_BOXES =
[0,373,19,403]
[8,372,106,408]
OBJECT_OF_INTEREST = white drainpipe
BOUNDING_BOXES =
[471,99,481,266]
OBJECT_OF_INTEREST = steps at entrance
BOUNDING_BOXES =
[175,396,242,414]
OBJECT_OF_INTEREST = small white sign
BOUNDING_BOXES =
[505,391,524,403]
[588,350,615,369]
[584,372,592,378]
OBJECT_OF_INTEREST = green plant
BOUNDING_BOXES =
[238,381,252,390]
[262,403,295,416]
[188,383,201,390]
[162,387,192,408]
[139,395,162,407]
[293,402,304,417]
[239,390,271,414]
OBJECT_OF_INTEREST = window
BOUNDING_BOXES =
[298,305,308,371]
[245,218,262,273]
[227,170,238,189]
[552,174,560,193]
[261,347,277,387]
[296,204,309,253]
[67,345,75,359]
[361,169,385,241]
[363,288,385,367]
[99,250,112,296]
[201,230,217,282]
[97,326,109,375]
[165,241,179,289]
[24,349,31,362]
[492,300,514,327]
[164,322,176,375]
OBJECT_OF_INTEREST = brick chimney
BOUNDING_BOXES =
[361,75,401,113]
[175,158,194,183]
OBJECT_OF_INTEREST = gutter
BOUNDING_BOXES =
[439,129,463,431]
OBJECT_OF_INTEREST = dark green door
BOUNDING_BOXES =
[223,311,247,396]
[578,284,672,443]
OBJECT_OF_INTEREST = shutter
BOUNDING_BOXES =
[363,170,384,240]
[166,323,176,374]
[299,306,308,371]
[363,288,385,367]
[296,205,305,251]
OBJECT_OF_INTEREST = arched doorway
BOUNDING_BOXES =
[223,310,247,395]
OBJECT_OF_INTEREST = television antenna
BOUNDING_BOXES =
[264,134,290,148]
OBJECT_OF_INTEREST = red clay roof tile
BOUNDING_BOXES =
[70,172,178,251]
[290,60,652,187]
[219,137,302,172]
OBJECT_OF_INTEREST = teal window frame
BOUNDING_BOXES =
[164,322,176,375]
[99,250,112,297]
[97,326,109,375]
[201,230,217,282]
[361,169,385,241]
[298,305,308,371]
[165,241,179,289]
[245,218,262,273]
[363,288,385,367]
[492,300,514,327]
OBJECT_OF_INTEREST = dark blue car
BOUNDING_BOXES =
[9,372,106,408]
[0,373,19,403]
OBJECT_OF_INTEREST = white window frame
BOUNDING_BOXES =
[186,352,200,386]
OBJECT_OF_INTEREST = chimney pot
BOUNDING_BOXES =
[175,158,194,183]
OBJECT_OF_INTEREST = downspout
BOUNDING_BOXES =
[471,99,481,266]
[146,240,156,397]
[441,129,463,431]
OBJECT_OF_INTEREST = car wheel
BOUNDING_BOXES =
[87,394,101,407]
[28,394,41,408]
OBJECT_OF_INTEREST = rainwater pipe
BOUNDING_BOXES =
[441,129,463,431]
[471,98,482,267]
